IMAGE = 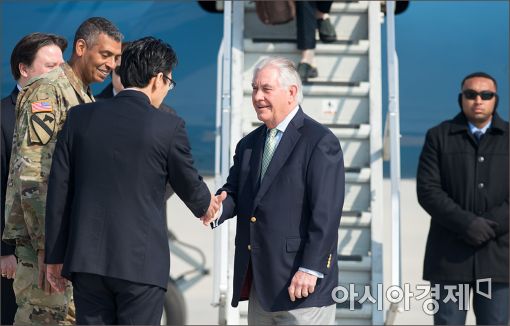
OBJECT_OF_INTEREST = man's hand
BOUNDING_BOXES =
[37,250,52,293]
[0,255,17,279]
[288,270,317,302]
[200,191,227,226]
[464,217,498,246]
[46,264,66,293]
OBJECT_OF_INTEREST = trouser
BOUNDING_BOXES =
[247,282,336,325]
[2,271,18,325]
[12,247,74,325]
[296,1,334,50]
[432,281,509,325]
[72,272,165,325]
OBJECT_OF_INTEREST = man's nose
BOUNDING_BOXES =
[253,89,263,100]
[105,57,116,70]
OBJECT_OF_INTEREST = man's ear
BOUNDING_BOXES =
[19,63,29,78]
[75,39,87,57]
[289,84,298,103]
[151,73,163,91]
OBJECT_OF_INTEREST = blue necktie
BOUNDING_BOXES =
[474,131,483,143]
[260,128,278,180]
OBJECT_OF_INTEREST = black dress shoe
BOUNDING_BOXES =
[317,18,337,43]
[297,62,318,82]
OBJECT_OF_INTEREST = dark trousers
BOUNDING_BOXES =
[432,281,509,325]
[296,1,334,50]
[1,276,17,325]
[73,272,165,325]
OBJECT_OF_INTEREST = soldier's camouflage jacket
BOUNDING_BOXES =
[2,63,94,255]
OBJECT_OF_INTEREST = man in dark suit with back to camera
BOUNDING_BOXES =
[417,72,508,325]
[208,56,345,325]
[44,37,220,325]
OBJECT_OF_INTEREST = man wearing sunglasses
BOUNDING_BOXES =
[417,72,508,325]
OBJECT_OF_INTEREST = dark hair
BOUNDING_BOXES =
[461,72,498,91]
[121,41,132,52]
[10,32,68,81]
[119,36,177,88]
[73,17,123,51]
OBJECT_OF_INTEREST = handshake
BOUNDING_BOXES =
[199,191,227,226]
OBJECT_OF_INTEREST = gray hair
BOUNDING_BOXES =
[253,56,303,104]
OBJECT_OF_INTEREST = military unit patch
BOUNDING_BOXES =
[30,112,55,145]
[31,100,52,113]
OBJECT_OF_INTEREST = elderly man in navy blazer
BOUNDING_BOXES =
[44,37,220,325]
[210,56,345,325]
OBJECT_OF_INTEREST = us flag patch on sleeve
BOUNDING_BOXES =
[31,100,53,113]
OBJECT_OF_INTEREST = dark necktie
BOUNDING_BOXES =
[474,130,483,143]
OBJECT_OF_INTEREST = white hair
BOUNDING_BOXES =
[252,56,303,104]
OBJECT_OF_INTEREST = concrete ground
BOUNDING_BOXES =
[166,177,476,325]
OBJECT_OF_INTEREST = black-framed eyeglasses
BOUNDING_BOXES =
[162,75,176,90]
[462,89,496,101]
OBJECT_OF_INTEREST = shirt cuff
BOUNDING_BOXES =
[210,203,223,228]
[299,267,324,278]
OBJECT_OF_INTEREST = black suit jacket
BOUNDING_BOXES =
[214,108,345,311]
[95,83,176,114]
[1,87,18,256]
[45,90,211,289]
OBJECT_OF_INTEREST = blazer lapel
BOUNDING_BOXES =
[249,126,266,193]
[253,109,304,207]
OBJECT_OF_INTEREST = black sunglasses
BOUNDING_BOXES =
[462,89,496,101]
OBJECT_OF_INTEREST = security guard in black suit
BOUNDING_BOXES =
[44,37,217,325]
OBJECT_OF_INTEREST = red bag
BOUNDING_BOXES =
[255,1,296,25]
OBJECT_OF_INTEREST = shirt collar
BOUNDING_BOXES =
[273,105,300,134]
[468,120,492,135]
[16,83,22,91]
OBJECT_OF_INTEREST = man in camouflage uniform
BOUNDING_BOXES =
[2,32,68,326]
[3,17,122,324]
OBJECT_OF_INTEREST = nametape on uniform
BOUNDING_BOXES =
[31,100,53,113]
[30,112,56,145]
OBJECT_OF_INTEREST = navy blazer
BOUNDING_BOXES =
[215,108,345,311]
[1,87,18,256]
[45,90,211,289]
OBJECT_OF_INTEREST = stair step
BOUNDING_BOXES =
[244,39,369,55]
[243,81,370,96]
[244,1,368,14]
[340,212,371,228]
[346,167,370,183]
[331,1,369,13]
[331,124,370,139]
[339,226,371,256]
[244,1,369,42]
[244,51,369,83]
[338,255,371,272]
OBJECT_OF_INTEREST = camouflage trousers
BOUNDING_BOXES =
[13,248,74,325]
